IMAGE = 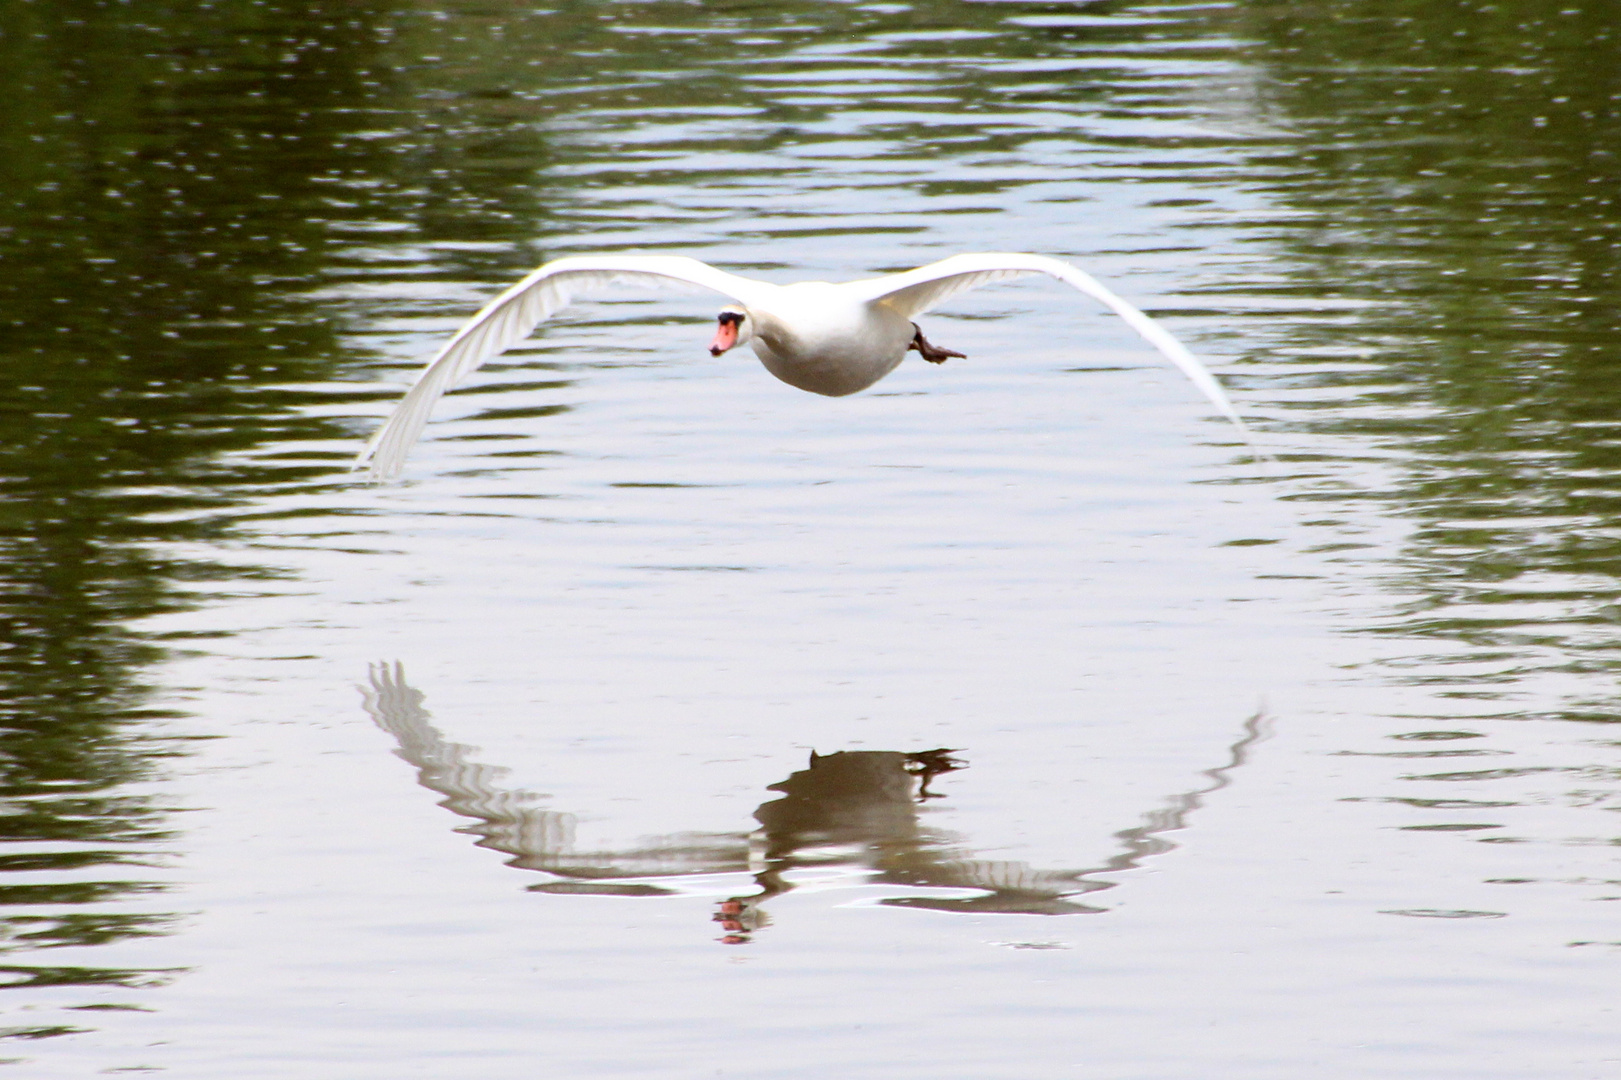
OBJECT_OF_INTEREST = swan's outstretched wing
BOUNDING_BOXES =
[857,252,1258,449]
[357,255,772,479]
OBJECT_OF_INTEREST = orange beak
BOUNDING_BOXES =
[709,318,740,356]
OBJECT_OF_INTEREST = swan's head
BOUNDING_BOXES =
[708,306,754,356]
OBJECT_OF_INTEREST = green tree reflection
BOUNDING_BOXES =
[0,0,456,1011]
[1236,0,1621,715]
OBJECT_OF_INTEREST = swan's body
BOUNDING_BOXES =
[357,252,1253,478]
[745,281,918,396]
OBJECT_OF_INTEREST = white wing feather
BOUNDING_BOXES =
[357,255,770,479]
[360,251,1259,479]
[858,253,1258,449]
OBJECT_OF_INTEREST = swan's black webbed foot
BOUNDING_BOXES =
[909,323,966,365]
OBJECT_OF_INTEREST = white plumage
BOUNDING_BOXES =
[356,252,1255,479]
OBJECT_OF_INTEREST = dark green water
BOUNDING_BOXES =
[1,1,1618,1074]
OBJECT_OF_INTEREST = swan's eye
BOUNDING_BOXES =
[717,311,744,327]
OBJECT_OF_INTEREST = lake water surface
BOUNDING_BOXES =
[3,1,1620,1076]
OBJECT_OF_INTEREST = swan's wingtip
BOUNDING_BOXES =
[1226,427,1277,470]
[352,445,402,483]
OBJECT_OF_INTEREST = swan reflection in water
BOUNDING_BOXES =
[361,663,1267,943]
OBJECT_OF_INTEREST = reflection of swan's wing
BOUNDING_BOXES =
[357,256,775,479]
[856,252,1257,450]
[878,858,1105,915]
[360,663,748,882]
[539,834,751,879]
[360,662,577,862]
[871,711,1271,914]
[1070,710,1272,894]
[900,859,1087,896]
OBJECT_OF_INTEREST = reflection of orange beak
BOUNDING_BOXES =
[709,319,739,356]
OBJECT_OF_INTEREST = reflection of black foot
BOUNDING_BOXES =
[905,748,967,799]
[909,324,966,365]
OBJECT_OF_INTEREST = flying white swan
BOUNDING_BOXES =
[356,252,1255,478]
